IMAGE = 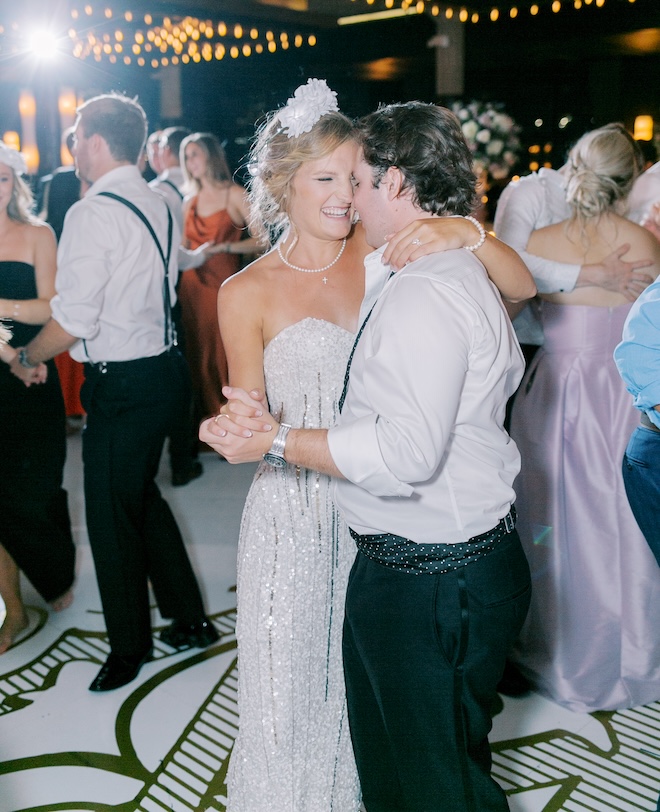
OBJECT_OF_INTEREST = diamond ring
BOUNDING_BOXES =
[411,238,422,247]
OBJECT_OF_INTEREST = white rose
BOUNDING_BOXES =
[486,139,503,156]
[493,113,513,131]
[462,120,478,141]
[475,128,491,144]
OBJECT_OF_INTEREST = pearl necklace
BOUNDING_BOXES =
[277,238,347,284]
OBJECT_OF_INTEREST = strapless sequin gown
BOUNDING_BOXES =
[510,302,660,712]
[227,318,361,812]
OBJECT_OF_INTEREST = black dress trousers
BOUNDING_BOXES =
[343,530,532,812]
[81,349,206,657]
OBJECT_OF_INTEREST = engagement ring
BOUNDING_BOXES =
[411,238,422,247]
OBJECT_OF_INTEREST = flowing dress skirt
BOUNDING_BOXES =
[510,301,660,712]
[227,319,360,812]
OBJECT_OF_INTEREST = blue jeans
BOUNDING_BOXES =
[622,425,660,568]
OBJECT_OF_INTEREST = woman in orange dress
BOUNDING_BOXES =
[180,133,261,421]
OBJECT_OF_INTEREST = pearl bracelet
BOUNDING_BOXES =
[463,215,486,253]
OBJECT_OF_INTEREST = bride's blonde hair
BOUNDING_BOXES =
[565,123,643,223]
[246,110,355,246]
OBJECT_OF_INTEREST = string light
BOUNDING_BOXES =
[0,0,629,71]
[345,0,618,23]
[0,7,319,68]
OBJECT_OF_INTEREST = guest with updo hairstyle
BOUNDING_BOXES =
[0,144,75,653]
[179,132,261,423]
[509,123,660,713]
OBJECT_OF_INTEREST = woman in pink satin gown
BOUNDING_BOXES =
[510,124,660,712]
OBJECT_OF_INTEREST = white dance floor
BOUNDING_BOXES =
[0,432,658,811]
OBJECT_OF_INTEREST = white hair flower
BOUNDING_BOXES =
[0,142,28,175]
[276,78,339,139]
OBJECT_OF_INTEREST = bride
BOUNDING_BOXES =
[208,79,535,811]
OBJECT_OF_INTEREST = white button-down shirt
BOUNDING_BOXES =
[494,168,578,294]
[328,246,524,545]
[627,161,660,225]
[150,166,185,232]
[51,165,180,363]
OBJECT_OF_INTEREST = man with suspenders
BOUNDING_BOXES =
[11,94,218,691]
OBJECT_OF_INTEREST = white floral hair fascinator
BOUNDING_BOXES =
[0,142,28,175]
[276,78,339,139]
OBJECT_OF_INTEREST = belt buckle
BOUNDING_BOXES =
[504,511,515,534]
[98,361,108,374]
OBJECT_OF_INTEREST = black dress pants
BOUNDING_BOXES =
[81,350,206,657]
[343,531,531,812]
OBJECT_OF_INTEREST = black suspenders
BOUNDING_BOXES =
[97,191,175,347]
[160,179,184,200]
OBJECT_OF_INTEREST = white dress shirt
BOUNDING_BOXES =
[51,165,180,363]
[150,166,185,231]
[494,168,578,294]
[627,161,660,225]
[150,167,210,271]
[328,246,524,545]
[494,168,578,346]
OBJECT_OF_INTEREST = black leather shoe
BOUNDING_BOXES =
[89,649,152,692]
[171,460,203,487]
[160,618,219,650]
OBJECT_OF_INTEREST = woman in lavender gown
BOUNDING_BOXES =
[510,124,660,712]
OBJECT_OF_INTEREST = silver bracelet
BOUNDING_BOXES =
[463,215,486,253]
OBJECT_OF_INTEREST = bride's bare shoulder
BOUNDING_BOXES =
[219,248,278,297]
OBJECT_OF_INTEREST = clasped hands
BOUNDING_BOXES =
[199,386,279,463]
[8,351,48,387]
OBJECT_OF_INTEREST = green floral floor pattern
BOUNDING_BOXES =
[1,603,659,812]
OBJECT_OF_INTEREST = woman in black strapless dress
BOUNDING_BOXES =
[0,144,75,653]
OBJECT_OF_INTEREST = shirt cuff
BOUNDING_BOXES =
[634,381,660,423]
[328,414,414,498]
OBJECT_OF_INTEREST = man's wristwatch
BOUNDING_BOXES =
[263,423,291,468]
[18,348,38,369]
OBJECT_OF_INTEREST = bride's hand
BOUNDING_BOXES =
[217,387,271,433]
[200,387,278,463]
[383,217,476,270]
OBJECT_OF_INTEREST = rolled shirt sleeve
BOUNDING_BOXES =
[494,170,580,294]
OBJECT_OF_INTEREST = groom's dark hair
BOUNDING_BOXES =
[356,102,477,217]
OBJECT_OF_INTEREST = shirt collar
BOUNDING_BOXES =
[86,164,143,196]
[359,244,392,323]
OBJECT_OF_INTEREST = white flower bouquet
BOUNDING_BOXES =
[450,100,522,180]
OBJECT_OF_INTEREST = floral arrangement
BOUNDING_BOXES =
[450,100,522,180]
[276,78,339,139]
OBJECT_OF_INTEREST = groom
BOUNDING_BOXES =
[201,102,531,812]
